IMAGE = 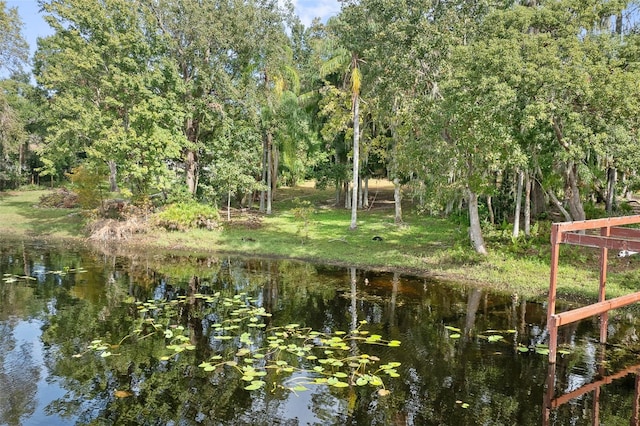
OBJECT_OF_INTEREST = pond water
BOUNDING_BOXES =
[1,239,640,425]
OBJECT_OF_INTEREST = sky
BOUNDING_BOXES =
[6,0,341,58]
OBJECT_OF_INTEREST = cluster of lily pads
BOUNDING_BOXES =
[444,325,571,356]
[2,273,36,283]
[2,266,87,283]
[80,291,403,395]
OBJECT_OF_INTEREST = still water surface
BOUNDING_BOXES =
[1,239,640,425]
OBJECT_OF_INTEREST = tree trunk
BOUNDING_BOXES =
[266,131,273,215]
[334,153,342,205]
[345,181,351,209]
[513,170,524,238]
[393,176,403,224]
[445,199,454,216]
[466,188,488,255]
[350,94,360,230]
[487,195,495,225]
[108,160,118,193]
[260,138,267,212]
[548,189,572,222]
[186,149,198,195]
[363,177,369,208]
[621,172,630,199]
[272,142,279,196]
[524,172,531,236]
[605,167,616,214]
[18,143,24,177]
[531,179,547,216]
[227,190,231,222]
[565,162,585,221]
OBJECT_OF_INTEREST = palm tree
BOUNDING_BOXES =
[349,52,362,230]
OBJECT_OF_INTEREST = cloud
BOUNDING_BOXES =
[292,0,340,26]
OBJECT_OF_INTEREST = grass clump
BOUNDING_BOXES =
[154,202,220,231]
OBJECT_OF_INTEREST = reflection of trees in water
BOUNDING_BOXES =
[0,322,39,426]
[8,242,640,424]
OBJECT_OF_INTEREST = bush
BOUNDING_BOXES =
[584,201,606,220]
[154,202,220,231]
[67,165,105,209]
[618,201,634,215]
[291,198,315,240]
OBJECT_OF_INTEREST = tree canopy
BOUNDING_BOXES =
[1,0,639,253]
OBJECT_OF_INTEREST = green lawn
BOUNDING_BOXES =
[2,185,639,301]
[0,190,84,239]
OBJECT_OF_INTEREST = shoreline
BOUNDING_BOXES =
[2,188,638,303]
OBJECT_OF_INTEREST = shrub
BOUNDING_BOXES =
[67,165,105,209]
[584,201,606,220]
[618,201,634,215]
[154,202,219,231]
[291,198,315,240]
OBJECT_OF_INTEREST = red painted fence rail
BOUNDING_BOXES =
[547,215,640,364]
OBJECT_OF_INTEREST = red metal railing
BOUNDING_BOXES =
[547,214,640,364]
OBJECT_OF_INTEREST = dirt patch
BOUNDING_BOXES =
[225,213,263,230]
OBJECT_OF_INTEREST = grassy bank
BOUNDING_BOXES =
[2,184,639,301]
[0,190,84,239]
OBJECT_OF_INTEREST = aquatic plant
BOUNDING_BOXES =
[78,291,402,395]
[444,325,571,356]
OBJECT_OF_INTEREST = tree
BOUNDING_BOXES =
[149,0,244,198]
[377,0,518,254]
[348,53,362,230]
[332,4,374,230]
[35,0,183,198]
[0,74,43,189]
[0,1,29,75]
[0,1,30,189]
[249,1,298,215]
[496,1,640,222]
[198,111,263,219]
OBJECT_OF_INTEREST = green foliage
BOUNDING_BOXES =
[153,202,219,231]
[445,325,571,357]
[291,198,315,240]
[0,1,29,74]
[67,165,105,209]
[618,201,634,215]
[35,0,183,198]
[162,184,193,205]
[584,201,607,220]
[80,292,403,395]
[444,245,485,266]
[198,115,263,206]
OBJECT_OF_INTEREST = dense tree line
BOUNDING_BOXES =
[1,0,640,253]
